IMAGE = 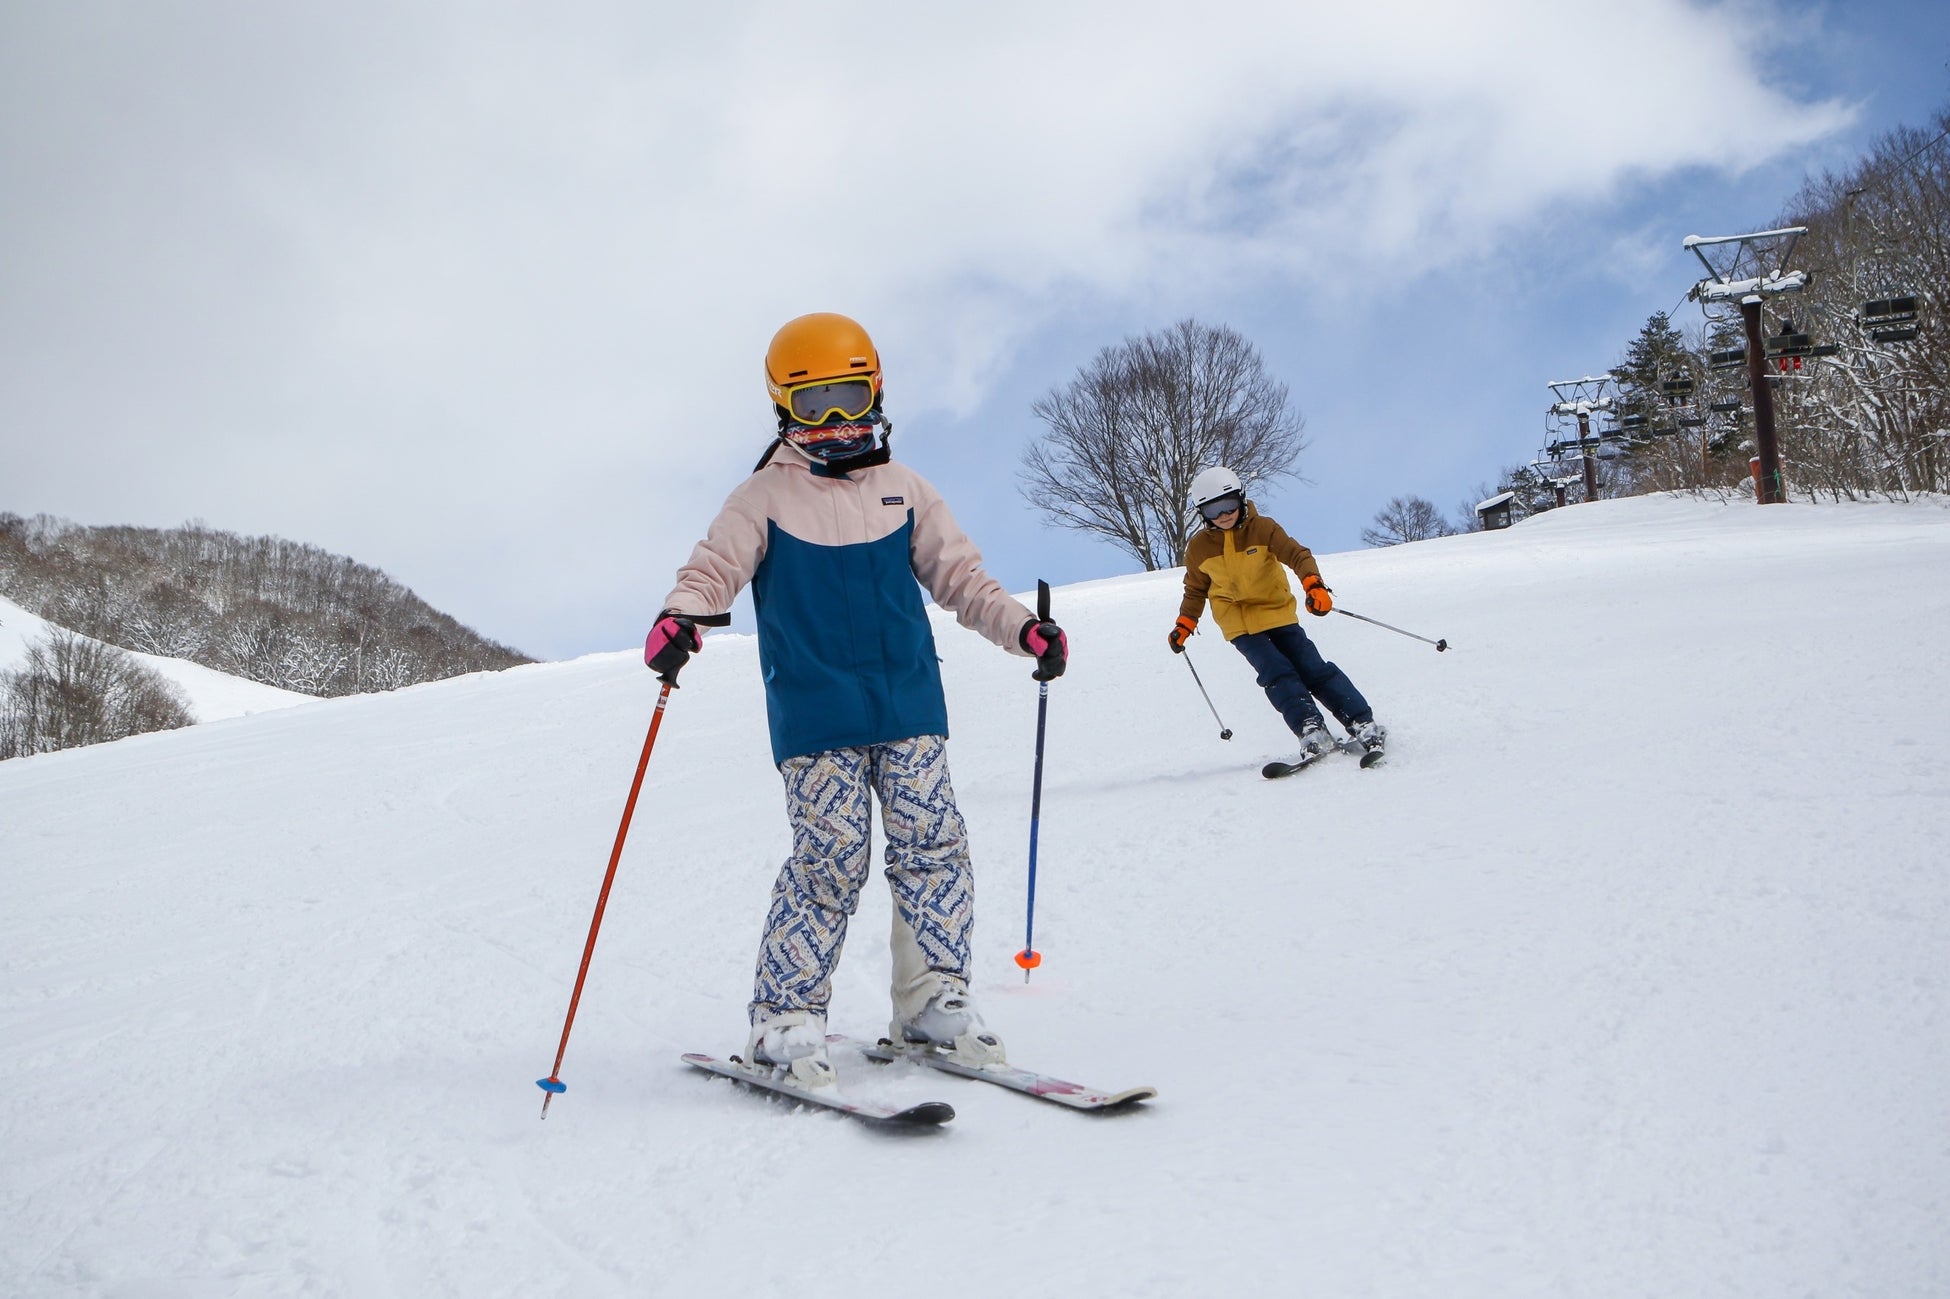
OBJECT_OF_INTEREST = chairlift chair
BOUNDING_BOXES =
[1764,329,1838,375]
[1860,294,1921,344]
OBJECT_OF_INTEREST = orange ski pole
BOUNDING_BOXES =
[537,677,675,1117]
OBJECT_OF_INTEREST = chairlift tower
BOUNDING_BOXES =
[1545,375,1615,503]
[1684,227,1809,504]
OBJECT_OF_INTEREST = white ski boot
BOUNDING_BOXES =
[1349,718,1387,766]
[891,985,1006,1068]
[1297,720,1337,759]
[746,1010,837,1090]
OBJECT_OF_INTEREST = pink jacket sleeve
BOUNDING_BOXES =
[659,484,767,618]
[908,477,1036,655]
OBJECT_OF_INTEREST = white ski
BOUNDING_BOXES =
[682,1051,954,1126]
[843,1036,1156,1112]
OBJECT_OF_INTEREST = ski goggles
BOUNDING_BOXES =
[780,377,878,427]
[1198,492,1244,521]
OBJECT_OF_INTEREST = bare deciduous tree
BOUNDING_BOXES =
[0,627,192,759]
[1018,319,1308,570]
[1367,497,1430,546]
[1360,496,1456,547]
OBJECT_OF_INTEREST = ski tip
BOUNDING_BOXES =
[536,1077,567,1095]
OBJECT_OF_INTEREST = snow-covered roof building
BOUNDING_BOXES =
[1476,491,1517,530]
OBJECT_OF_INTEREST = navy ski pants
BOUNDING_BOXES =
[1231,622,1372,738]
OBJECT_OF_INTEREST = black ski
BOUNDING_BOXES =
[1261,751,1329,779]
[1264,737,1383,778]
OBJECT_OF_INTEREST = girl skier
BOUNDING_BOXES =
[646,312,1067,1090]
[1168,466,1385,765]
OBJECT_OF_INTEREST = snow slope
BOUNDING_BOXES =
[0,594,311,724]
[3,495,1946,1297]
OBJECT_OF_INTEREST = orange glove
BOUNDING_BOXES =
[1168,615,1197,653]
[1302,574,1333,616]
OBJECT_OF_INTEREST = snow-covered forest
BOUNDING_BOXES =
[0,514,531,699]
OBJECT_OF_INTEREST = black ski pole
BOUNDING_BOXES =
[1181,647,1233,740]
[1014,580,1054,984]
[1335,607,1449,652]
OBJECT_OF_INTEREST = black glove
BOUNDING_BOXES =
[1019,618,1068,682]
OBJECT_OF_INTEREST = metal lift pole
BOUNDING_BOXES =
[1576,409,1598,503]
[1741,296,1787,504]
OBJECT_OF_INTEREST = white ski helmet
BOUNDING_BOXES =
[1189,465,1244,512]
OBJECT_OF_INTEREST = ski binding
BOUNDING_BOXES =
[682,1052,954,1126]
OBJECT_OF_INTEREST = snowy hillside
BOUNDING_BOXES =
[3,495,1947,1297]
[1,594,311,724]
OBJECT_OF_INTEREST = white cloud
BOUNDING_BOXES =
[0,0,1861,655]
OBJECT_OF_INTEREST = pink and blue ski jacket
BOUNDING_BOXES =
[661,442,1035,766]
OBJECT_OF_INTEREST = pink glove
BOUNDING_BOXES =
[1019,619,1068,681]
[644,612,703,682]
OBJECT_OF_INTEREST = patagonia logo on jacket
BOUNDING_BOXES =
[881,496,905,506]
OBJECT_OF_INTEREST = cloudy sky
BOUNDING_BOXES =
[4,1,1946,660]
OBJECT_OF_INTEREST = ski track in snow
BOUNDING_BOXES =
[3,495,1948,1297]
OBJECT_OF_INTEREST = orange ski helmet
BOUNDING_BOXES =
[764,313,883,421]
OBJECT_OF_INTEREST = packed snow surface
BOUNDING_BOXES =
[3,495,1946,1297]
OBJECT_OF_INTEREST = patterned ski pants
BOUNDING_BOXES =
[750,734,974,1028]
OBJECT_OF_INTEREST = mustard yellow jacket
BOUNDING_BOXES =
[1177,502,1323,640]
